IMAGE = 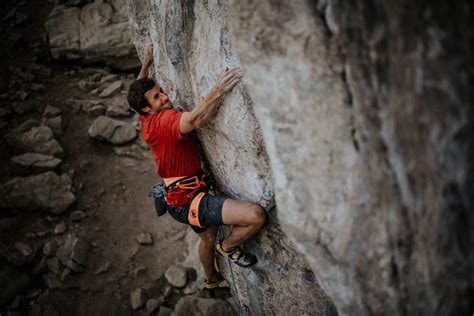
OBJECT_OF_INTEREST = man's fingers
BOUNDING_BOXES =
[223,77,241,92]
[223,73,242,85]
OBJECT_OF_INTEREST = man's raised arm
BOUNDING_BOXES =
[137,43,153,80]
[180,67,242,134]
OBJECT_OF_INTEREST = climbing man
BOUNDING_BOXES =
[127,44,266,289]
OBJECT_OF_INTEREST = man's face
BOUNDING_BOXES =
[143,84,173,114]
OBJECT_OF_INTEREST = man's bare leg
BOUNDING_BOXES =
[220,199,265,252]
[198,225,220,282]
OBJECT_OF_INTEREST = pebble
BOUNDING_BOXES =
[146,299,160,313]
[43,105,62,118]
[94,261,110,274]
[130,288,147,310]
[43,241,55,256]
[164,265,188,288]
[54,222,67,234]
[60,267,71,281]
[14,242,33,256]
[46,257,61,275]
[88,104,106,117]
[25,232,36,239]
[70,210,85,221]
[136,232,153,245]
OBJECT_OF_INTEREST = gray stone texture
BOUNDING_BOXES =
[7,125,64,157]
[11,153,62,170]
[128,1,473,315]
[174,296,236,316]
[88,115,137,144]
[0,172,76,214]
[45,0,138,70]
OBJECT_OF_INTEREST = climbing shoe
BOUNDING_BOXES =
[216,242,258,267]
[204,274,226,289]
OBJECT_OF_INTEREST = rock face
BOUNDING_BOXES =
[45,0,138,70]
[128,1,473,315]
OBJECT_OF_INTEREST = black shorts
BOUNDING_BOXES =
[166,193,227,233]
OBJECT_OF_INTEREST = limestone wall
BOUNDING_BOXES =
[127,0,473,315]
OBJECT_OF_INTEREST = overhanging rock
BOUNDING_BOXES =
[128,1,473,315]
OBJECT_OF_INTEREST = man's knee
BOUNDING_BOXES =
[249,204,266,227]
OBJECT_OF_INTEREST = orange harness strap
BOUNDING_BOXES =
[188,192,206,228]
[163,176,186,187]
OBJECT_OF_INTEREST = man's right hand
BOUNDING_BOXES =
[215,67,243,94]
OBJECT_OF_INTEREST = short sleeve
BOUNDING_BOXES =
[158,110,186,142]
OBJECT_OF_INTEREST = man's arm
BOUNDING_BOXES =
[137,43,153,80]
[180,67,242,134]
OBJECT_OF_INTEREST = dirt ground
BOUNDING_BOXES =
[0,1,231,315]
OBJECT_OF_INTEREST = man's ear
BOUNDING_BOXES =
[142,106,151,113]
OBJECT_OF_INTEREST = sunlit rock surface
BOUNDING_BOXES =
[128,1,472,315]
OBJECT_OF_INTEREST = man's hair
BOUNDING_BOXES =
[127,78,155,115]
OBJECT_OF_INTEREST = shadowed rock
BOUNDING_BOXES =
[7,125,64,157]
[174,296,235,316]
[11,153,62,170]
[0,171,75,214]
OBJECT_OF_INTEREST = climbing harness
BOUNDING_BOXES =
[163,172,207,208]
[217,226,245,316]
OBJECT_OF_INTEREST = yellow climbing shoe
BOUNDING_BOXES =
[216,242,258,267]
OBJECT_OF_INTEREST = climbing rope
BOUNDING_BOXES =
[217,226,245,316]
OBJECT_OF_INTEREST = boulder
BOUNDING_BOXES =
[46,257,61,275]
[145,298,160,314]
[44,1,139,70]
[44,6,81,59]
[88,104,106,117]
[128,0,473,315]
[88,115,137,145]
[54,222,67,234]
[105,94,130,117]
[70,210,85,221]
[43,241,57,257]
[7,125,64,157]
[11,153,62,170]
[174,296,235,316]
[164,265,187,288]
[135,232,153,245]
[43,105,62,118]
[99,80,122,98]
[14,242,33,257]
[55,234,89,273]
[42,115,63,137]
[0,172,75,214]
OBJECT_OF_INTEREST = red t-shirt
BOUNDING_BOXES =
[139,110,202,178]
